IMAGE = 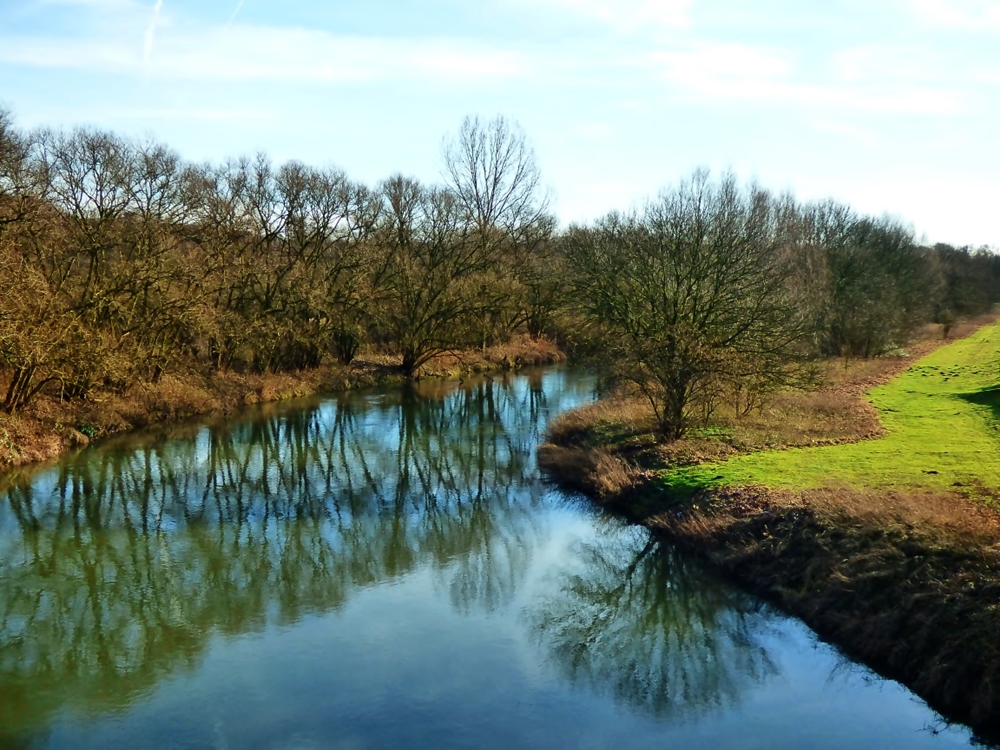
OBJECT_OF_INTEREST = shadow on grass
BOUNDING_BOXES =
[958,386,1000,423]
[659,473,713,498]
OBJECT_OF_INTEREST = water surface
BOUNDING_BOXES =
[0,369,978,747]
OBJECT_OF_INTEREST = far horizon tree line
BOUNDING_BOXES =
[1,107,998,438]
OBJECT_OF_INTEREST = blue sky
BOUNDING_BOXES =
[1,0,998,246]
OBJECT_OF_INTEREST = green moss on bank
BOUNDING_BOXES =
[664,322,1000,497]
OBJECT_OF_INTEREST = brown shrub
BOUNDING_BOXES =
[537,444,639,501]
[416,336,566,378]
[546,397,653,447]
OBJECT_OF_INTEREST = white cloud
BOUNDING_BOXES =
[0,23,531,85]
[646,42,965,116]
[572,121,613,140]
[155,26,529,83]
[811,119,879,148]
[107,105,277,122]
[829,45,947,84]
[0,37,139,70]
[651,42,791,87]
[37,0,136,7]
[515,0,692,32]
[904,0,1000,30]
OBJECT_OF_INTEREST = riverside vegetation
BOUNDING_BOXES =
[0,111,565,467]
[4,106,1000,734]
[1,107,996,469]
[540,310,1000,733]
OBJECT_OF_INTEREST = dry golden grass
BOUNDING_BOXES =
[800,488,1000,543]
[537,443,640,500]
[417,335,565,378]
[0,368,330,469]
[546,396,655,447]
[351,336,564,379]
[651,485,1000,550]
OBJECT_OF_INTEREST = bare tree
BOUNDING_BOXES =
[0,108,38,235]
[443,116,558,342]
[785,201,932,358]
[566,171,808,440]
[180,155,380,371]
[373,175,507,376]
[443,115,548,237]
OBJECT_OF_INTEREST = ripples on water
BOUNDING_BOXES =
[0,369,980,748]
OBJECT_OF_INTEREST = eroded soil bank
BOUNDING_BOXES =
[538,320,1000,742]
[0,336,563,471]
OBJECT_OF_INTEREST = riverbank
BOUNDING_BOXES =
[538,316,1000,739]
[0,335,564,471]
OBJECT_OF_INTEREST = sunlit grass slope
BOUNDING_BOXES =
[665,322,1000,494]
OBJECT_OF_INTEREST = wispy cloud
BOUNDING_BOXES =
[158,26,529,83]
[0,37,138,70]
[829,45,947,85]
[811,119,880,148]
[37,0,135,8]
[143,0,163,71]
[227,0,247,25]
[651,42,791,88]
[98,105,276,123]
[646,42,965,116]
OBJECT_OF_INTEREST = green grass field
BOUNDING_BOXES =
[664,322,1000,496]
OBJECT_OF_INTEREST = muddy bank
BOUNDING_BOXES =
[537,440,1000,742]
[0,336,564,471]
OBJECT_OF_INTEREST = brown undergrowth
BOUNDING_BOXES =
[417,335,565,378]
[0,335,564,471]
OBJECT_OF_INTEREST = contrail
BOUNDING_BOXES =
[228,0,247,25]
[143,0,163,70]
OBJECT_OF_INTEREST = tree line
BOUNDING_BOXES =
[565,173,1000,437]
[0,111,552,414]
[1,107,998,436]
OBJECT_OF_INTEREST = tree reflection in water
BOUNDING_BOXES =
[529,520,777,722]
[0,368,779,741]
[0,370,587,737]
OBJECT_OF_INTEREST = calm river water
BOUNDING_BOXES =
[0,368,980,748]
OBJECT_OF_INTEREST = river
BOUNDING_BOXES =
[0,368,979,748]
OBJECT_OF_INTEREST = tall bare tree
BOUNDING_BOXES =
[443,116,558,341]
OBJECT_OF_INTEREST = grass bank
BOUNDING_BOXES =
[665,321,1000,498]
[538,317,1000,740]
[0,335,564,471]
